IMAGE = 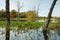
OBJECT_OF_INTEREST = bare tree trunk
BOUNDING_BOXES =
[17,0,23,18]
[6,0,10,40]
[43,0,57,40]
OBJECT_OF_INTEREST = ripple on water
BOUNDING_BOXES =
[0,27,60,40]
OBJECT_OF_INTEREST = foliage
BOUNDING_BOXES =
[0,9,6,18]
[10,10,17,18]
[0,9,38,18]
[25,11,38,22]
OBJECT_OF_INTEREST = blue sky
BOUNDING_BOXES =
[0,0,60,17]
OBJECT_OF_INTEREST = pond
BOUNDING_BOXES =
[0,26,60,40]
[37,19,57,22]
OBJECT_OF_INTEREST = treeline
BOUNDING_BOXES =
[0,9,38,18]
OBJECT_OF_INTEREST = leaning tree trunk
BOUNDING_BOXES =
[6,0,10,40]
[43,0,57,40]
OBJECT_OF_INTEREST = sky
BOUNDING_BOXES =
[0,0,60,17]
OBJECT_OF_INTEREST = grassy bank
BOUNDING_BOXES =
[0,21,58,29]
[0,21,45,28]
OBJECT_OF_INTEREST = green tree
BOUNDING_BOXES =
[19,12,26,18]
[0,9,6,18]
[0,10,3,18]
[25,10,38,22]
[10,10,17,18]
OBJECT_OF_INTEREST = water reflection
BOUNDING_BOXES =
[0,27,60,40]
[0,27,5,40]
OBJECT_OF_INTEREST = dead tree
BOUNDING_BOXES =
[37,3,40,15]
[6,0,10,40]
[43,0,57,40]
[17,0,23,18]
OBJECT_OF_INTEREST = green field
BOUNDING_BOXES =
[0,21,45,29]
[0,21,58,29]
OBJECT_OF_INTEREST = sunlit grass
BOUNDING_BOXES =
[0,21,58,29]
[0,21,45,28]
[0,21,6,26]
